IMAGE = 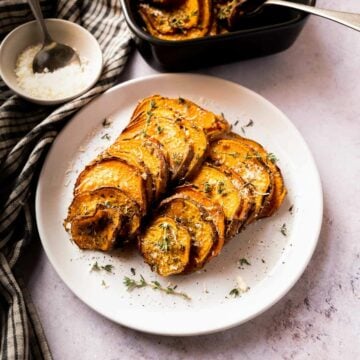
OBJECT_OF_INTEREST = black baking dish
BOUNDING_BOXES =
[121,0,316,71]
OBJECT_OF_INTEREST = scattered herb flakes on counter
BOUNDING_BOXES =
[123,275,191,301]
[130,267,136,276]
[288,205,294,214]
[280,223,288,236]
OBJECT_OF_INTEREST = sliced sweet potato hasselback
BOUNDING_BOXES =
[139,132,287,276]
[64,95,229,251]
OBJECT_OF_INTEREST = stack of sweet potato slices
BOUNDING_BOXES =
[64,95,229,251]
[140,133,287,275]
[64,95,286,276]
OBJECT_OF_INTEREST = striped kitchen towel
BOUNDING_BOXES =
[0,1,133,359]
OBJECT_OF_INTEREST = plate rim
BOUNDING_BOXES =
[35,73,323,336]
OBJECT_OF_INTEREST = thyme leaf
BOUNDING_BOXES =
[123,275,191,300]
[102,118,111,128]
[239,258,251,266]
[267,153,278,164]
[229,288,240,297]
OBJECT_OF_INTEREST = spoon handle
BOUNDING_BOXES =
[266,0,360,31]
[28,0,53,44]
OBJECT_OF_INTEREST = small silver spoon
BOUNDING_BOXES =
[28,0,81,73]
[236,0,360,31]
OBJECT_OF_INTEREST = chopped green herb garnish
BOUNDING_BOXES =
[203,181,212,193]
[123,275,191,300]
[267,153,278,164]
[239,258,251,266]
[178,97,185,103]
[240,119,254,134]
[150,100,157,109]
[172,153,183,166]
[157,126,163,134]
[102,118,111,128]
[91,261,100,272]
[158,235,170,252]
[229,288,240,297]
[101,133,111,141]
[280,223,287,236]
[159,223,170,230]
[90,262,113,273]
[102,264,113,273]
[217,181,225,194]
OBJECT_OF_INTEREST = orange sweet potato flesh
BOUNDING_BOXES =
[74,158,148,214]
[160,196,216,271]
[208,136,273,223]
[65,187,141,240]
[227,133,287,217]
[174,185,226,258]
[130,95,230,140]
[139,216,191,276]
[139,0,212,41]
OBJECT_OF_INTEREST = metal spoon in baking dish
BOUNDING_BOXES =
[28,0,80,73]
[235,0,360,31]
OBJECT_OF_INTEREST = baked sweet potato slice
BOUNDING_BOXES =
[65,187,141,239]
[107,138,169,200]
[229,133,287,216]
[74,158,148,214]
[174,185,226,258]
[208,137,273,222]
[133,99,209,179]
[190,163,253,236]
[103,148,154,204]
[139,0,212,40]
[120,116,194,182]
[139,216,191,276]
[70,208,123,251]
[178,119,208,178]
[130,95,230,140]
[160,196,216,271]
[139,0,200,35]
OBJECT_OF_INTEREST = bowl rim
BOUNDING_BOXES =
[0,18,103,105]
[120,0,316,46]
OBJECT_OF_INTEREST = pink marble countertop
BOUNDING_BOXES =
[21,0,360,358]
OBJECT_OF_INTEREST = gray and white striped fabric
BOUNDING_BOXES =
[0,1,133,358]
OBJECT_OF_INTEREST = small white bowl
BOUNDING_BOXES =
[0,19,103,105]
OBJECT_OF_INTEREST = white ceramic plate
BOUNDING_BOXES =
[36,74,323,336]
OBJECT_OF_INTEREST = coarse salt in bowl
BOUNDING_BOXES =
[0,19,103,105]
